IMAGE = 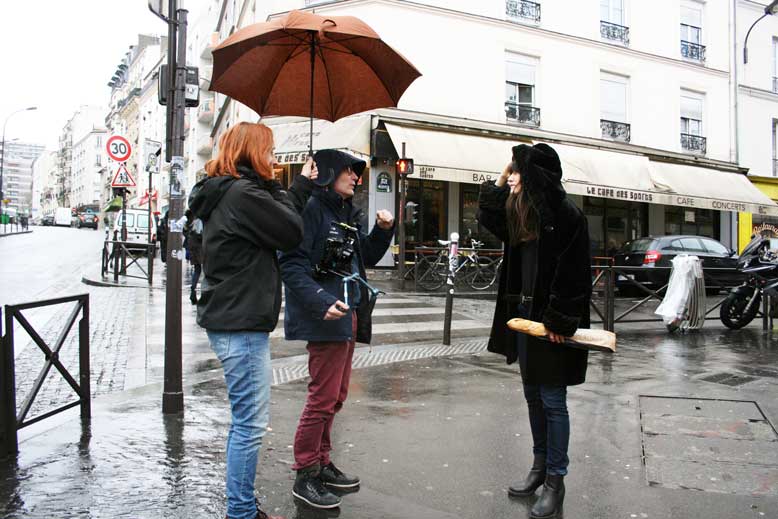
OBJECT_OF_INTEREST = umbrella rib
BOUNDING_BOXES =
[316,44,337,121]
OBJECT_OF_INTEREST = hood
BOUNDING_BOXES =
[312,149,366,187]
[188,175,236,222]
[511,143,566,232]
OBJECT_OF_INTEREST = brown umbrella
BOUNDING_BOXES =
[210,9,421,153]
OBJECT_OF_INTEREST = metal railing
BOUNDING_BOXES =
[590,265,743,332]
[681,133,707,154]
[600,20,630,45]
[505,102,541,127]
[101,231,155,285]
[681,40,706,62]
[2,294,90,456]
[506,0,541,23]
[601,119,631,142]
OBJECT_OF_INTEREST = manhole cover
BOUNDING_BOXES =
[699,372,757,387]
[639,396,778,496]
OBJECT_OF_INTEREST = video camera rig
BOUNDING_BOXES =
[315,221,385,310]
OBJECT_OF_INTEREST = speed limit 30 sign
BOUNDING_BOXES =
[106,135,132,162]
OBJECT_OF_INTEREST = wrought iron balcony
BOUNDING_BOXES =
[505,102,541,127]
[681,40,706,62]
[506,0,541,24]
[681,133,706,154]
[601,120,631,142]
[600,21,630,45]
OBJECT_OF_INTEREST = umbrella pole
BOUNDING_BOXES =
[309,35,315,156]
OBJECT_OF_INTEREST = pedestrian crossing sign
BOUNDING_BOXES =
[111,164,136,188]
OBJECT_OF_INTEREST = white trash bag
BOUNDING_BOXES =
[655,255,706,331]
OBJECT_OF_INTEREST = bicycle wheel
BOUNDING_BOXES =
[468,257,500,290]
[417,254,448,290]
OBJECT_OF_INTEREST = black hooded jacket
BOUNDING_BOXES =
[478,143,591,386]
[189,166,314,331]
[279,149,394,343]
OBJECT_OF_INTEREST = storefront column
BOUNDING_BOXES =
[738,212,753,253]
[447,182,460,238]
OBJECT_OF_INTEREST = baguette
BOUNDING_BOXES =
[507,318,616,353]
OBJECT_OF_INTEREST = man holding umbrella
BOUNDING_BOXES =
[280,150,395,509]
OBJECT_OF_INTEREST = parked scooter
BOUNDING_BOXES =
[720,236,778,329]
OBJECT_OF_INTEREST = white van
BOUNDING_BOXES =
[113,209,158,250]
[54,207,72,227]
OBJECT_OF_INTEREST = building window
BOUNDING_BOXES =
[460,184,502,249]
[600,0,629,45]
[506,0,541,24]
[402,179,448,248]
[680,2,705,62]
[773,120,778,176]
[600,72,630,142]
[505,53,540,127]
[665,207,719,238]
[773,38,778,93]
[680,91,706,154]
[584,197,648,257]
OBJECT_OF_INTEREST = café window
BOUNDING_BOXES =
[402,178,448,247]
[665,206,720,238]
[583,197,648,257]
[460,184,502,249]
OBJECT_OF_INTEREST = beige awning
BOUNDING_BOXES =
[647,161,778,216]
[384,123,527,184]
[383,123,778,215]
[266,115,371,164]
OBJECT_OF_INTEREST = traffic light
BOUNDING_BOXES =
[396,158,414,176]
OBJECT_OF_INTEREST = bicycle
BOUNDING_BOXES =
[415,239,503,291]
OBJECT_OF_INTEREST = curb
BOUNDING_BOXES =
[0,230,33,238]
[81,275,165,290]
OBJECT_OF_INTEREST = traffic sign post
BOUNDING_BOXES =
[111,164,136,188]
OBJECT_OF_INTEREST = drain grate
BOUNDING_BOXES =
[639,396,778,496]
[699,372,757,387]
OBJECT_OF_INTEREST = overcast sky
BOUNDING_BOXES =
[0,1,169,150]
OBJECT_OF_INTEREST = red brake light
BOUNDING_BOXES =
[644,250,662,264]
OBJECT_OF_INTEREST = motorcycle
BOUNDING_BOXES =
[720,236,778,329]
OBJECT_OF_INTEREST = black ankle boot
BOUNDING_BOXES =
[508,455,546,497]
[189,290,197,305]
[530,474,565,519]
[292,466,342,509]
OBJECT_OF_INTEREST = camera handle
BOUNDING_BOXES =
[336,271,385,309]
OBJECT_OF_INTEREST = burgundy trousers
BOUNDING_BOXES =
[292,314,357,471]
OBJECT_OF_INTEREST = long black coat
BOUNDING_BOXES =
[477,147,591,387]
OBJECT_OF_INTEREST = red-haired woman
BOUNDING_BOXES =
[189,122,317,519]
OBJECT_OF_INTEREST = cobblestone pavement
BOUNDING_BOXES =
[10,285,138,418]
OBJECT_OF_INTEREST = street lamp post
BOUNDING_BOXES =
[744,0,778,64]
[1,107,37,229]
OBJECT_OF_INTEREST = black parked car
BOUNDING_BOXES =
[74,211,99,229]
[41,215,55,226]
[613,235,743,295]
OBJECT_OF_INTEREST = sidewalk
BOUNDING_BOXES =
[4,260,775,517]
[2,322,778,518]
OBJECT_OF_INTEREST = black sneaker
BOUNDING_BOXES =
[292,472,342,509]
[320,462,360,489]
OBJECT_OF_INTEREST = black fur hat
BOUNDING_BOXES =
[511,143,565,232]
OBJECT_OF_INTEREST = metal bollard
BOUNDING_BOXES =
[443,232,459,345]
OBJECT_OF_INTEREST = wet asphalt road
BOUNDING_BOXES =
[2,324,777,518]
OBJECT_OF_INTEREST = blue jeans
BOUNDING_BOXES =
[208,331,272,519]
[523,384,570,476]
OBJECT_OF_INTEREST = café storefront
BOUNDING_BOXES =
[265,111,778,267]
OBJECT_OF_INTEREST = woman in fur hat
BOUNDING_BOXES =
[478,143,591,519]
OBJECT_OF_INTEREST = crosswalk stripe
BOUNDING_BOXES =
[270,319,489,339]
